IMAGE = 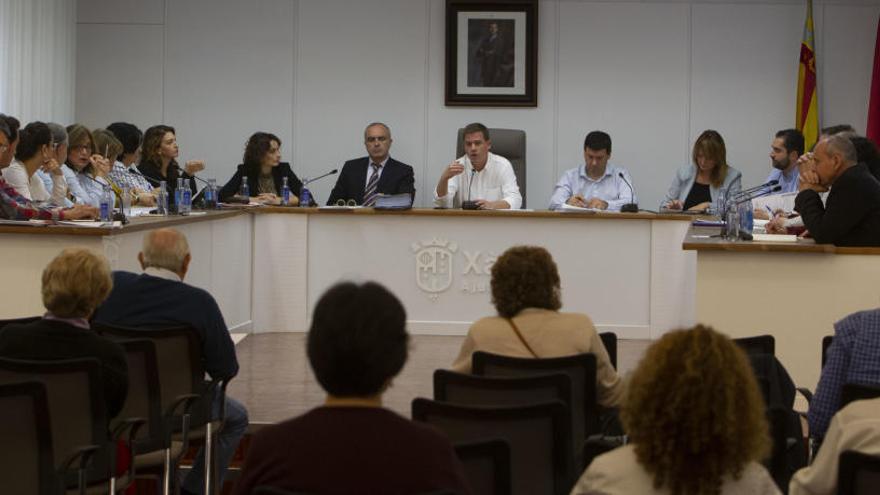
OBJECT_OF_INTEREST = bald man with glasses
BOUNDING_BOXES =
[326,122,415,206]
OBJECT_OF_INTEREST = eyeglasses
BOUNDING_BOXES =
[71,144,92,154]
[365,136,388,143]
[336,199,358,207]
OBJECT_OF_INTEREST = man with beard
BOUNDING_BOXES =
[754,129,804,219]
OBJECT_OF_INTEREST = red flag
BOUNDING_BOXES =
[867,16,880,144]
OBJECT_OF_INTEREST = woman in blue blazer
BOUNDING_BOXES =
[662,129,742,212]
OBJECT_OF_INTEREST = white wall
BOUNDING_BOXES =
[74,0,880,210]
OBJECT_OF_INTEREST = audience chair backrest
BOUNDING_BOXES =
[412,398,572,495]
[841,383,880,410]
[114,338,164,453]
[838,450,880,495]
[822,335,833,369]
[598,332,617,370]
[0,357,111,485]
[434,369,572,408]
[455,127,527,208]
[734,334,775,356]
[472,351,598,443]
[0,381,58,495]
[453,439,512,495]
[96,324,207,425]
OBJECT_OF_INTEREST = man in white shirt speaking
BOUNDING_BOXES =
[434,122,522,209]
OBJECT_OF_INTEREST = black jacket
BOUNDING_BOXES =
[219,162,307,203]
[326,157,415,205]
[795,164,880,247]
[0,319,129,418]
[137,159,197,195]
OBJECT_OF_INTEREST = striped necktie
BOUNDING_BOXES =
[363,163,381,206]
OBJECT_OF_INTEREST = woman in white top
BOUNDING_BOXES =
[571,325,780,495]
[1,122,68,205]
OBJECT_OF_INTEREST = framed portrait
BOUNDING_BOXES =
[445,0,538,107]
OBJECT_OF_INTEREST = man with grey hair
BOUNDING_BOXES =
[794,134,880,246]
[326,122,415,206]
[94,228,247,495]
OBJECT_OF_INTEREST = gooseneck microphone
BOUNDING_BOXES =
[462,168,479,210]
[170,162,210,187]
[731,179,779,200]
[302,168,338,186]
[618,172,638,213]
[79,172,128,224]
[126,166,162,186]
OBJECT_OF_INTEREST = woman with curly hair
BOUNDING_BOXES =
[219,131,305,205]
[450,245,623,407]
[571,324,780,495]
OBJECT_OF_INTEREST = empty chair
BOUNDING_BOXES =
[453,439,512,495]
[455,127,526,208]
[734,334,776,356]
[0,357,126,493]
[821,335,833,369]
[412,398,573,495]
[0,381,59,495]
[95,323,217,495]
[0,315,40,330]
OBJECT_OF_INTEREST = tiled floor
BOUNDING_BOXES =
[227,333,651,424]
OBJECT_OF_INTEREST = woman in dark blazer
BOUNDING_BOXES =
[220,132,309,205]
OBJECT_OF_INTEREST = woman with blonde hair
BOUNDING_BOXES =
[662,130,742,212]
[571,324,779,495]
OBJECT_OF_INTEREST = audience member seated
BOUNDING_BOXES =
[450,245,623,408]
[549,130,637,211]
[808,308,880,444]
[850,135,880,182]
[326,122,415,206]
[106,122,157,206]
[137,125,203,202]
[794,135,880,246]
[662,130,742,212]
[790,397,880,495]
[0,247,127,417]
[220,131,304,205]
[0,118,96,220]
[3,121,69,205]
[93,228,246,495]
[234,281,472,495]
[434,122,522,209]
[570,325,779,495]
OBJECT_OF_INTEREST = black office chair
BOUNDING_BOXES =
[598,332,617,370]
[840,383,880,409]
[412,398,573,495]
[838,450,880,495]
[453,439,512,495]
[472,351,599,450]
[96,324,222,495]
[0,381,61,495]
[455,127,526,208]
[733,334,775,356]
[0,357,142,494]
[821,335,833,369]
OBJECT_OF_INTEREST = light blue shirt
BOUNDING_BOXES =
[664,164,742,209]
[61,164,91,205]
[35,169,74,207]
[765,167,799,194]
[548,163,636,211]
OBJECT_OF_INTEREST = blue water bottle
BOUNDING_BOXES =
[99,186,112,222]
[240,175,250,202]
[300,182,311,207]
[181,179,192,216]
[281,177,291,206]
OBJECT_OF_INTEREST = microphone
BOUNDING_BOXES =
[126,166,161,186]
[731,179,779,200]
[303,169,338,186]
[618,172,638,213]
[732,185,782,205]
[170,162,210,187]
[462,168,479,210]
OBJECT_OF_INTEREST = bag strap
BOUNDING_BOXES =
[507,318,538,358]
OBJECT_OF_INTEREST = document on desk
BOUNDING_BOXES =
[557,204,600,213]
[751,233,798,242]
[55,220,122,228]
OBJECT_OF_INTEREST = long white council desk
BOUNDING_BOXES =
[0,211,253,331]
[684,228,880,389]
[252,208,697,339]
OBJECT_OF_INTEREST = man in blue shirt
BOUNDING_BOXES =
[548,131,636,211]
[754,129,805,219]
[808,308,880,444]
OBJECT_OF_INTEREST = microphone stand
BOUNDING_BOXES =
[618,172,638,213]
[462,168,479,210]
[81,172,128,224]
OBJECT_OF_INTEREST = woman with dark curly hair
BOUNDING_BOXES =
[571,324,780,495]
[450,245,623,407]
[219,132,306,205]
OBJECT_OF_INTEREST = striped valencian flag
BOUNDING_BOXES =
[796,0,819,151]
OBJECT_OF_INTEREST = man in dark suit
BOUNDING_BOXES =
[795,134,880,247]
[327,122,415,206]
